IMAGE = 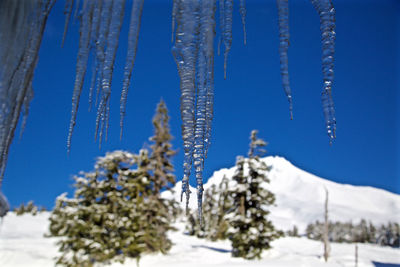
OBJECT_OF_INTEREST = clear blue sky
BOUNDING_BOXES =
[2,0,399,209]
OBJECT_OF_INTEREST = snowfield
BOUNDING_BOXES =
[1,213,399,267]
[1,156,399,266]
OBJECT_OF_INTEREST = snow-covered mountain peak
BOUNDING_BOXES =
[167,155,400,232]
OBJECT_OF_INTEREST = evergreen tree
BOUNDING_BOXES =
[148,100,181,223]
[48,101,180,266]
[14,200,40,216]
[226,130,282,259]
[213,175,232,240]
[149,99,176,195]
[49,151,148,266]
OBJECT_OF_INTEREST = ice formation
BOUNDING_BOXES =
[0,0,55,187]
[239,0,247,45]
[120,0,144,139]
[310,0,336,142]
[66,0,144,151]
[277,0,293,120]
[172,0,218,221]
[219,0,233,79]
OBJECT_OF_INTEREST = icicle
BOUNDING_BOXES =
[194,0,216,226]
[88,59,96,111]
[171,0,178,43]
[120,0,144,140]
[204,0,216,159]
[277,0,293,120]
[222,0,233,79]
[173,0,216,220]
[95,0,126,144]
[93,0,113,119]
[88,1,103,111]
[311,0,336,142]
[61,0,74,48]
[73,0,81,21]
[173,0,200,212]
[218,0,224,59]
[67,0,94,152]
[239,0,246,45]
[0,0,55,187]
[67,0,130,149]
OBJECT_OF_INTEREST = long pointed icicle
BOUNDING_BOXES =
[194,0,216,225]
[67,0,94,152]
[93,0,113,142]
[73,0,81,21]
[88,1,103,111]
[204,0,216,158]
[222,0,233,79]
[171,0,178,43]
[311,0,336,142]
[277,0,293,120]
[61,0,74,48]
[96,0,126,144]
[66,0,135,150]
[120,0,144,140]
[173,0,199,213]
[239,0,246,45]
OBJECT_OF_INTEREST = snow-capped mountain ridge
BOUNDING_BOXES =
[169,156,400,232]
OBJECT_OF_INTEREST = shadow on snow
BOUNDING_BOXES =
[191,245,231,253]
[372,262,400,267]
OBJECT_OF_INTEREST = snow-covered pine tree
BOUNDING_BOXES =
[48,100,180,265]
[226,130,282,259]
[148,100,181,222]
[49,151,149,266]
[141,100,181,253]
[213,175,232,240]
[14,201,39,216]
[131,149,177,255]
[149,99,176,195]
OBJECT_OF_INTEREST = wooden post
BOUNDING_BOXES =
[323,188,330,262]
[355,244,358,267]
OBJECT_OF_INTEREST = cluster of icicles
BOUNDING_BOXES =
[0,0,55,189]
[0,0,337,219]
[64,0,145,151]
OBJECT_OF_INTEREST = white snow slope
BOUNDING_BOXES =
[194,156,400,232]
[1,156,399,267]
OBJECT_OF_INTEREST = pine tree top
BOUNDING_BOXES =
[248,130,267,159]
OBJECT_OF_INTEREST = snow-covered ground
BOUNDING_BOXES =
[0,213,399,267]
[1,156,399,266]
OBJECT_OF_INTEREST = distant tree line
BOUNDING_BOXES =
[306,219,400,247]
[14,201,47,216]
